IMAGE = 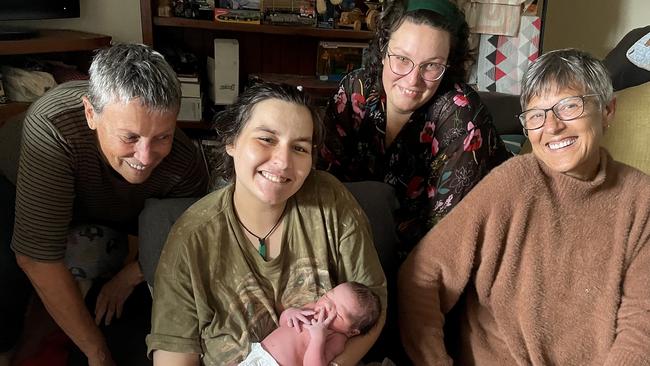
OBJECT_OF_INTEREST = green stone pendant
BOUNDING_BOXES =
[258,239,267,259]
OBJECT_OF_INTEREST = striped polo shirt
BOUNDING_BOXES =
[12,80,208,261]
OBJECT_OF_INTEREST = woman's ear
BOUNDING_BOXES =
[82,97,97,130]
[225,142,235,157]
[602,97,616,130]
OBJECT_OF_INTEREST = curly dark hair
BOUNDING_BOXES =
[211,82,324,182]
[364,0,472,94]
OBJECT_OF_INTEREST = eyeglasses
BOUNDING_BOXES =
[517,94,601,130]
[385,47,448,82]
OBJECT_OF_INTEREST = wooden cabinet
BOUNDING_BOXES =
[0,29,111,56]
[139,0,376,129]
[139,0,373,89]
[0,29,112,127]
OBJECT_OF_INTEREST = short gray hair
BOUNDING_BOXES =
[88,43,181,114]
[520,48,613,109]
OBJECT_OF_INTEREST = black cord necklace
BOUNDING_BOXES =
[233,202,287,260]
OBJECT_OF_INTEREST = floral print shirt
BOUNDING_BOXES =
[318,68,511,254]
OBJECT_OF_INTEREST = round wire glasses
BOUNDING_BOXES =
[385,47,448,82]
[517,94,601,130]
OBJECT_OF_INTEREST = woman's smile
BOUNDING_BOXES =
[260,170,290,184]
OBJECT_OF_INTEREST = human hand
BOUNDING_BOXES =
[87,345,116,366]
[94,261,143,326]
[305,307,336,340]
[283,307,315,333]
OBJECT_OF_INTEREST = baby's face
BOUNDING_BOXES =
[315,284,361,337]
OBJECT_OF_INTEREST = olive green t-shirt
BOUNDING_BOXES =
[146,171,387,365]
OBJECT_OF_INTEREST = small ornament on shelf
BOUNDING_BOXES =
[158,0,173,17]
[262,0,317,26]
[172,0,215,19]
[365,1,381,31]
[337,8,364,31]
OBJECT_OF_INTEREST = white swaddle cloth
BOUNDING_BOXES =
[238,343,279,366]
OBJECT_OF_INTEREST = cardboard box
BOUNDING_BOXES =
[177,97,202,121]
[180,81,201,98]
[206,39,239,105]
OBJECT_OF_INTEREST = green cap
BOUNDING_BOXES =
[406,0,462,28]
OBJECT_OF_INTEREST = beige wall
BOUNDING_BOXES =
[0,0,142,43]
[543,0,649,58]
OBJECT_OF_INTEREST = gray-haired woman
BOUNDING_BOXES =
[399,48,650,365]
[6,43,207,366]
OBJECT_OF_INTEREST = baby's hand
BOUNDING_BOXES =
[305,307,336,340]
[283,307,315,333]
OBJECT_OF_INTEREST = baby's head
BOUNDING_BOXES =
[316,282,381,337]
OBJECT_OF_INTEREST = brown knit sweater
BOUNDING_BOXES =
[399,149,650,366]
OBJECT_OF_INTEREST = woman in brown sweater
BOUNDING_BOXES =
[398,48,650,365]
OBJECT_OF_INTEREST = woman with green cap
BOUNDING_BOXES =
[318,0,511,256]
[318,1,511,362]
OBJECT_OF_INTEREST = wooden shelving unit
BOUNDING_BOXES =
[0,29,111,56]
[140,0,373,45]
[152,16,374,41]
[0,30,112,127]
[140,0,373,128]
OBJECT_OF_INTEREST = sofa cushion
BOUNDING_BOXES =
[604,26,650,91]
[500,134,527,155]
[138,197,199,285]
[602,81,650,174]
[478,91,522,135]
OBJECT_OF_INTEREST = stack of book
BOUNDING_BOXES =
[177,74,202,122]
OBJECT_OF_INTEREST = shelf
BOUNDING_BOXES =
[0,102,30,128]
[0,30,112,56]
[153,17,374,41]
[249,73,338,100]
